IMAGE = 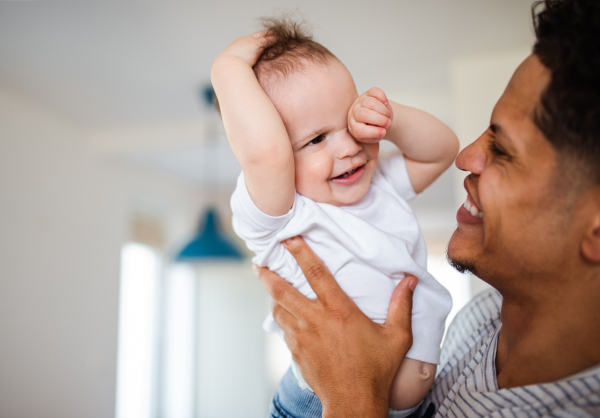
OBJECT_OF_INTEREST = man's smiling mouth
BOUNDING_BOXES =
[463,196,483,218]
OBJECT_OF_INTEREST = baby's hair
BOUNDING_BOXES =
[254,16,338,82]
[214,15,337,113]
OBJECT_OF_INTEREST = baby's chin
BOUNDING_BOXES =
[300,186,370,207]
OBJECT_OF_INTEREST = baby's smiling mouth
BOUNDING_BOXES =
[332,164,364,180]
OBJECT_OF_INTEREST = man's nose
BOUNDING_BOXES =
[334,130,362,159]
[455,134,488,175]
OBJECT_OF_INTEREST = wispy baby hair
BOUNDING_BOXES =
[213,15,337,113]
[254,15,337,83]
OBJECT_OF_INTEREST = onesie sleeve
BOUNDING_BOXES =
[375,152,417,201]
[230,172,297,258]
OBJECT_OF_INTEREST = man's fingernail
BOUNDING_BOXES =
[282,237,295,246]
[252,264,259,274]
[409,278,418,291]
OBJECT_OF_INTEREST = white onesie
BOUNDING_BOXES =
[231,153,452,386]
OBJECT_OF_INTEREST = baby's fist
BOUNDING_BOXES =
[218,30,270,67]
[348,87,393,143]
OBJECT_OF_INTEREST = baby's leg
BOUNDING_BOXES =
[388,358,436,412]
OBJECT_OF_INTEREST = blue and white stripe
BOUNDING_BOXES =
[422,289,600,417]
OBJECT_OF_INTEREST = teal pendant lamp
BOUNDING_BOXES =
[176,85,243,261]
[177,207,243,261]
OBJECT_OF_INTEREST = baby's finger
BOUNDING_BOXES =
[354,107,392,129]
[351,122,387,140]
[361,95,392,118]
[366,87,389,106]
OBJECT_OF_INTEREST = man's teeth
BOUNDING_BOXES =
[463,198,483,218]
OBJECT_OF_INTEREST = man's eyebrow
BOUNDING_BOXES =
[490,123,518,154]
[490,123,513,143]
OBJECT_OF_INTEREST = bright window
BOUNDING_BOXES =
[115,243,160,418]
[160,264,196,418]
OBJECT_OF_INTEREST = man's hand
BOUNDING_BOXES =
[348,87,394,143]
[255,236,416,418]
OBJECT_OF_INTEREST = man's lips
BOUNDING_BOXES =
[457,194,483,224]
[330,164,365,185]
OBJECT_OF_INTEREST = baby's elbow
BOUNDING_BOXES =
[388,359,436,411]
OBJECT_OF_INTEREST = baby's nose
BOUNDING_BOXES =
[334,130,362,159]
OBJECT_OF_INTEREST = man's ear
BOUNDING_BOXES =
[582,189,600,263]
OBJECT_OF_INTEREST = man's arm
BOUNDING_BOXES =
[211,32,295,216]
[255,236,417,418]
[348,87,459,194]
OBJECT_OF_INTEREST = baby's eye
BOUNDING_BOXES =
[308,134,325,146]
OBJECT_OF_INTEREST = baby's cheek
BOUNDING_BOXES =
[294,157,333,201]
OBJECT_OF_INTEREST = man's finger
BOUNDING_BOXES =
[384,275,417,344]
[255,265,308,318]
[272,302,299,334]
[282,236,348,302]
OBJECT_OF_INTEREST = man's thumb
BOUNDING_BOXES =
[385,275,417,332]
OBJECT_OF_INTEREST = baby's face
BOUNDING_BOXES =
[269,60,379,206]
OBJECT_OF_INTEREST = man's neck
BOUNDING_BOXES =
[495,274,600,389]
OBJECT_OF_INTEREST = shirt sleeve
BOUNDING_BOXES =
[230,172,297,257]
[375,152,417,201]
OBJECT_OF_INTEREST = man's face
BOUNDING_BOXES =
[448,55,578,292]
[268,60,379,206]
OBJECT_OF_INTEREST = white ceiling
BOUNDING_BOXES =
[0,0,536,189]
[0,0,535,129]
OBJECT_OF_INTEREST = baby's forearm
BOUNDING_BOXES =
[385,102,458,167]
[211,50,295,216]
[385,102,459,193]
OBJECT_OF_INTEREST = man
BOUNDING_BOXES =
[256,0,600,416]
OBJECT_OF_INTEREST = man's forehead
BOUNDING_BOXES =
[491,56,551,141]
[497,55,551,117]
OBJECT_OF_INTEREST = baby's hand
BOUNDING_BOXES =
[348,87,394,143]
[217,30,271,67]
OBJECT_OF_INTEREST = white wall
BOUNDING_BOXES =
[0,83,205,418]
[195,263,271,418]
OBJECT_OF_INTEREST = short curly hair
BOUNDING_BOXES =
[532,0,600,186]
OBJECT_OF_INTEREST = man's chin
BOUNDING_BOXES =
[446,253,479,276]
[447,235,479,276]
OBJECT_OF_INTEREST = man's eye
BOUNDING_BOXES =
[308,134,325,146]
[489,141,505,156]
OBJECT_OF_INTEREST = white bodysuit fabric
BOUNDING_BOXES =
[231,153,452,367]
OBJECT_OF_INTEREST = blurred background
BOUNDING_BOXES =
[0,0,536,417]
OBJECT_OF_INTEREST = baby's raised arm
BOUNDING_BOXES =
[348,88,459,194]
[211,32,295,216]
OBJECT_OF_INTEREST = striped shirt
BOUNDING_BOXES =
[420,289,600,417]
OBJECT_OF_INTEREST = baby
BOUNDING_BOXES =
[212,19,457,417]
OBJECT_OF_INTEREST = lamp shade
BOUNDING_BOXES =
[177,208,243,261]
